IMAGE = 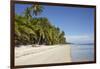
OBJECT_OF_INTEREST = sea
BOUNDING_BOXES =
[70,44,94,62]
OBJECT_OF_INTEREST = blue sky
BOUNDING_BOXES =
[15,4,95,44]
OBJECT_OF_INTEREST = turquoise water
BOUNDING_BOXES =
[70,45,94,62]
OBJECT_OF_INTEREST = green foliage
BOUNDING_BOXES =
[31,4,44,16]
[15,4,67,46]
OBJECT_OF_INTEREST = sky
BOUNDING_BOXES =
[15,4,95,44]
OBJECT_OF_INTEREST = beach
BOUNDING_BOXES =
[15,45,71,66]
[14,3,95,66]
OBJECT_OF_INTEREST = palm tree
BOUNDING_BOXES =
[15,4,67,46]
[31,4,43,16]
[23,7,32,23]
[59,31,66,44]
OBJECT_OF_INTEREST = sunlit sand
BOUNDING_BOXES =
[15,45,71,66]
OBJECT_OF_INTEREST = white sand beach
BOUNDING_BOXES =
[15,45,71,66]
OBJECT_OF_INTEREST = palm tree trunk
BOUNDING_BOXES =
[37,36,41,45]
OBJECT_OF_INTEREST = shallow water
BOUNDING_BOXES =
[70,44,94,62]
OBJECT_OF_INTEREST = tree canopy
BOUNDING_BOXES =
[15,4,67,46]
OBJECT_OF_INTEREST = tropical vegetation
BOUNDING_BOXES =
[15,4,67,46]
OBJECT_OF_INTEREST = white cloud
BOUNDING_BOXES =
[65,35,94,44]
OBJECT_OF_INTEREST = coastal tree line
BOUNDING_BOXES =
[15,4,66,46]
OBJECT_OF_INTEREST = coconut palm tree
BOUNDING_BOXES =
[15,4,67,46]
[23,7,32,24]
[30,4,43,16]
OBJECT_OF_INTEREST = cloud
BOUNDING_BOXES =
[65,35,94,44]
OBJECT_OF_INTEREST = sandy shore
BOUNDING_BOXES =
[15,45,71,66]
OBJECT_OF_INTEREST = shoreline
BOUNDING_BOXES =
[15,44,72,65]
